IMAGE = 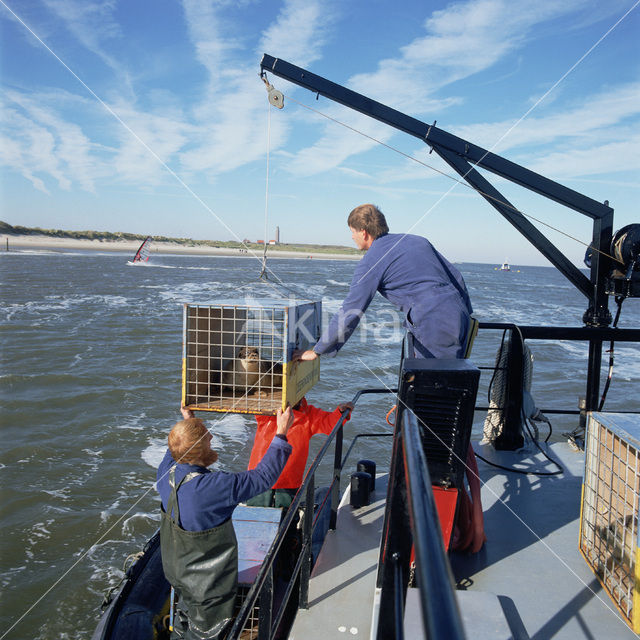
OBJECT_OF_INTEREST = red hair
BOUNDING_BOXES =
[168,418,218,466]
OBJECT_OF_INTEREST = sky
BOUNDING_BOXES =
[1,0,638,266]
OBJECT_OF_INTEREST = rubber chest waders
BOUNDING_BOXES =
[160,467,238,640]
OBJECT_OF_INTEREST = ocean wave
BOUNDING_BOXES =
[608,345,640,381]
[141,438,166,469]
[555,341,590,359]
[327,279,349,286]
[26,519,55,552]
[208,413,252,451]
[100,497,123,523]
[128,261,218,271]
[178,265,222,271]
[1,249,60,256]
[42,487,71,500]
[121,511,160,535]
[0,564,26,589]
[127,262,179,269]
[295,284,326,298]
[320,298,343,314]
[115,413,149,431]
[3,294,130,323]
[158,282,232,303]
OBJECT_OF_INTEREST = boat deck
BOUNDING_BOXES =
[289,441,637,639]
[450,440,637,639]
[288,475,387,639]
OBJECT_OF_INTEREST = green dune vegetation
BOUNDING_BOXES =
[0,221,360,256]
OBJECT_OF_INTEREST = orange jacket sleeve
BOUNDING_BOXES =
[304,403,351,436]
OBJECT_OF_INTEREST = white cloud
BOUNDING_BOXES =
[181,0,240,76]
[0,127,51,194]
[2,90,99,192]
[1,0,337,192]
[451,82,640,153]
[2,0,635,206]
[525,133,640,180]
[426,82,640,183]
[374,82,640,188]
[110,101,194,185]
[179,0,334,175]
[41,0,124,73]
[282,0,605,176]
[259,0,333,68]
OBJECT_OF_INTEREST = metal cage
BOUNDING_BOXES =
[580,412,640,632]
[182,300,321,415]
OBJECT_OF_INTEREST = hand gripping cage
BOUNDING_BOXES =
[181,300,321,415]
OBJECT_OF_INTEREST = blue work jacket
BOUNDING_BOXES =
[314,233,473,359]
[157,437,291,532]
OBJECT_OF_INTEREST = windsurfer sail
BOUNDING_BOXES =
[130,236,152,263]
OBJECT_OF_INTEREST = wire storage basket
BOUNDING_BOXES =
[579,412,640,632]
[182,299,321,415]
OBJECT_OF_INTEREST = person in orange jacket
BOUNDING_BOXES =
[246,397,354,509]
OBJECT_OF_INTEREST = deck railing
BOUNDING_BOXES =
[475,322,640,449]
[227,385,471,639]
[227,322,640,639]
[226,388,395,639]
[399,409,466,639]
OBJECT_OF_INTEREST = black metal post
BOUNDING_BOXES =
[376,413,411,640]
[402,411,466,640]
[257,565,273,640]
[392,553,405,640]
[583,211,614,412]
[585,339,604,413]
[330,426,343,530]
[299,476,315,609]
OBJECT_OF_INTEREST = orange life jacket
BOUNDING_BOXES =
[248,398,349,489]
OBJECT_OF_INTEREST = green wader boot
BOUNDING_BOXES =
[160,467,238,640]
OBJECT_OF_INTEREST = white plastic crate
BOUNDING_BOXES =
[182,299,321,415]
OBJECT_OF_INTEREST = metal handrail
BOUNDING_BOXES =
[227,387,397,639]
[474,323,640,447]
[401,409,466,640]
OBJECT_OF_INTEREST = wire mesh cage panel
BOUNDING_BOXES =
[182,300,321,415]
[580,412,640,632]
[234,585,259,639]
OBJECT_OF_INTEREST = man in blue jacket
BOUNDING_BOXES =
[296,203,473,361]
[157,405,293,639]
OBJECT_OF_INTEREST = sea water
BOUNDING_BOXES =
[1,249,638,639]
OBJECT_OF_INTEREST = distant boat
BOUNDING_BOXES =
[499,260,511,271]
[127,236,152,265]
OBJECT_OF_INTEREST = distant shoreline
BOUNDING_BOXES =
[1,234,361,261]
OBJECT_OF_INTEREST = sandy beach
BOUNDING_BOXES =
[2,234,359,261]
